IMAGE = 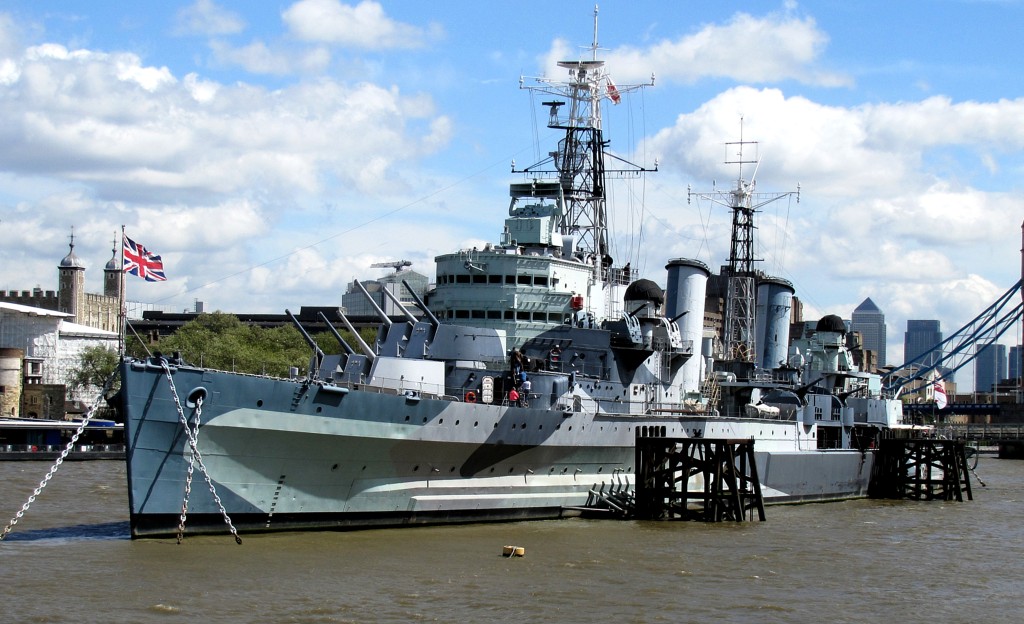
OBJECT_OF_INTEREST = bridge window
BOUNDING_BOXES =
[471,310,485,319]
[472,275,487,284]
[488,275,502,284]
[455,310,469,319]
[535,276,549,287]
[456,275,470,284]
[487,311,502,320]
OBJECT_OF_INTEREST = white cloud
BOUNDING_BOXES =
[282,0,440,50]
[208,38,331,75]
[0,43,449,202]
[543,11,848,87]
[174,0,246,37]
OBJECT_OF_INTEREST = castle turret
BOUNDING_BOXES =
[103,238,123,299]
[58,229,86,321]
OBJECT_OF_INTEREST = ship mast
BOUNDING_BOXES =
[517,6,654,278]
[690,121,799,363]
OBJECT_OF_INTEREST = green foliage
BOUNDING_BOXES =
[69,344,120,392]
[153,312,376,377]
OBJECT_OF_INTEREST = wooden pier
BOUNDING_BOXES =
[634,437,765,522]
[868,438,973,501]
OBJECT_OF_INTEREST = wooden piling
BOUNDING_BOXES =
[868,438,973,501]
[634,437,765,522]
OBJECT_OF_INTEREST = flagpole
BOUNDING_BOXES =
[119,225,127,357]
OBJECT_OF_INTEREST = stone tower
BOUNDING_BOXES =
[57,229,86,320]
[103,238,124,299]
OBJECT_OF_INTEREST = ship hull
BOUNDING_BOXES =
[121,360,874,538]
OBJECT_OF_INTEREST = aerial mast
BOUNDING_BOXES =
[690,121,799,363]
[516,5,654,276]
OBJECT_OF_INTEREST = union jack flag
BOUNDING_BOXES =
[123,234,167,282]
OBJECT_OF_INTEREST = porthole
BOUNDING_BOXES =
[331,464,338,471]
[439,418,444,424]
[256,399,263,408]
[316,406,323,413]
[455,420,460,425]
[413,465,419,472]
[405,415,410,421]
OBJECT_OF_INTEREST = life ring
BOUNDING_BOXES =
[465,391,477,403]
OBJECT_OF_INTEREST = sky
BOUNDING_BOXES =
[1,0,1023,377]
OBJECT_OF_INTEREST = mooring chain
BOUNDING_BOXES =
[0,371,117,542]
[176,396,200,544]
[159,359,242,544]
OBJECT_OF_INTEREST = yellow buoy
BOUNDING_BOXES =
[502,545,525,557]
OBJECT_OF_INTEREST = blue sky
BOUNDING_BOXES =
[2,0,1023,374]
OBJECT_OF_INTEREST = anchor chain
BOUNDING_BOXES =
[159,359,242,544]
[176,396,201,544]
[0,371,117,542]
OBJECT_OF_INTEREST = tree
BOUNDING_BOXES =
[69,344,120,393]
[156,313,327,377]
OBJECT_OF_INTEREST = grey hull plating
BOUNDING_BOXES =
[122,360,874,538]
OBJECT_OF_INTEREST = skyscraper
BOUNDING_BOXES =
[1010,345,1024,381]
[905,320,943,367]
[851,298,886,367]
[975,342,1008,394]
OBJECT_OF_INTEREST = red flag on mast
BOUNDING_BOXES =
[606,78,621,104]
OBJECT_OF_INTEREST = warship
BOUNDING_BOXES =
[117,13,904,538]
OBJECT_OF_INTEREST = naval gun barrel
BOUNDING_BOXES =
[353,279,393,328]
[335,308,376,362]
[402,279,441,327]
[669,310,689,324]
[380,286,419,324]
[317,311,355,356]
[286,309,324,376]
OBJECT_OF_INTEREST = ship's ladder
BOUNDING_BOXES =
[700,371,721,414]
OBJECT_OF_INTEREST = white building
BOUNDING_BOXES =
[0,302,119,414]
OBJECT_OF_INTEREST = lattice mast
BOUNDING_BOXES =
[516,6,654,276]
[690,123,799,362]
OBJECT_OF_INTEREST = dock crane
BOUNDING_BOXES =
[370,260,412,273]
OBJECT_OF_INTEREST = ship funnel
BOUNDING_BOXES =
[665,258,710,393]
[755,277,795,370]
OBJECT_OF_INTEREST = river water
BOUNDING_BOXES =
[0,457,1021,623]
